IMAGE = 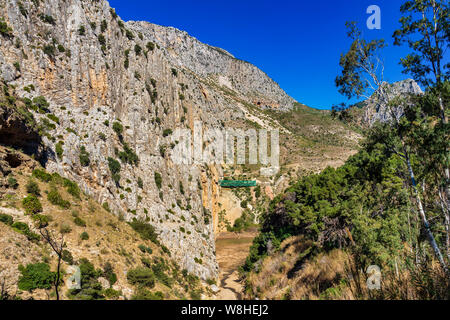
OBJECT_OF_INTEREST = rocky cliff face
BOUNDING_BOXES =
[362,79,423,125]
[0,0,300,279]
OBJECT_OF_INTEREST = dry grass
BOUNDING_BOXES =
[244,235,449,300]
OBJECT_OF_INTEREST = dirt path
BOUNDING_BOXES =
[215,232,256,300]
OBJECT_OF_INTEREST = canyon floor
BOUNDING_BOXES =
[215,231,256,300]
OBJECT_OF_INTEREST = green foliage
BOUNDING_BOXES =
[18,263,55,292]
[118,142,139,165]
[55,141,64,160]
[69,258,104,300]
[32,169,52,182]
[0,19,13,37]
[162,129,173,137]
[22,195,42,215]
[103,262,117,286]
[112,121,123,138]
[127,267,155,288]
[134,44,142,56]
[108,157,121,185]
[392,0,449,87]
[61,249,73,264]
[7,176,18,189]
[132,288,163,300]
[171,68,178,77]
[47,188,70,209]
[25,180,40,196]
[335,22,386,99]
[138,244,153,254]
[78,25,85,36]
[137,177,143,189]
[0,213,14,226]
[80,231,89,240]
[79,145,90,167]
[146,42,155,51]
[74,216,87,227]
[129,219,159,245]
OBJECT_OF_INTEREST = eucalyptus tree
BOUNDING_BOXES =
[335,21,448,272]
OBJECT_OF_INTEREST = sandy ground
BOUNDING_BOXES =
[215,232,256,300]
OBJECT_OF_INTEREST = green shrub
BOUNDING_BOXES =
[154,172,162,189]
[80,231,89,240]
[112,121,123,137]
[102,262,117,286]
[32,214,49,228]
[138,244,153,254]
[26,179,40,196]
[171,68,178,76]
[137,177,143,189]
[74,216,87,227]
[127,267,155,288]
[107,157,121,185]
[47,188,70,209]
[134,44,142,56]
[146,42,155,51]
[162,129,172,137]
[63,179,80,199]
[18,263,55,292]
[118,143,139,165]
[11,222,40,241]
[129,220,159,244]
[7,176,18,189]
[132,288,163,300]
[98,34,106,46]
[0,213,14,225]
[61,249,74,264]
[22,195,43,215]
[78,25,86,35]
[79,146,90,167]
[55,141,64,160]
[32,169,52,182]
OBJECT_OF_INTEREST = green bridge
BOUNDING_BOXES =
[219,180,257,188]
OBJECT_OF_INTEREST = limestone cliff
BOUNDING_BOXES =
[0,0,302,279]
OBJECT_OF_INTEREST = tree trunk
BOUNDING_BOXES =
[405,153,448,273]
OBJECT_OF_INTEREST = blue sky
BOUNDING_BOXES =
[108,0,424,110]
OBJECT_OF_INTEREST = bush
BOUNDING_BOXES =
[118,143,139,165]
[137,177,143,189]
[32,214,49,228]
[32,169,52,182]
[26,180,40,196]
[22,195,43,215]
[48,188,70,209]
[127,267,155,288]
[132,288,163,300]
[18,263,55,292]
[103,262,117,286]
[74,216,87,227]
[154,172,162,189]
[129,220,159,244]
[162,129,172,137]
[61,249,74,264]
[79,146,90,167]
[7,176,18,189]
[0,213,14,225]
[63,179,80,199]
[80,232,89,240]
[108,157,121,185]
[78,25,85,35]
[59,223,72,234]
[55,141,64,160]
[171,68,178,76]
[112,121,123,136]
[138,244,153,254]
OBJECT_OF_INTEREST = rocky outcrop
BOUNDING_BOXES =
[362,79,423,125]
